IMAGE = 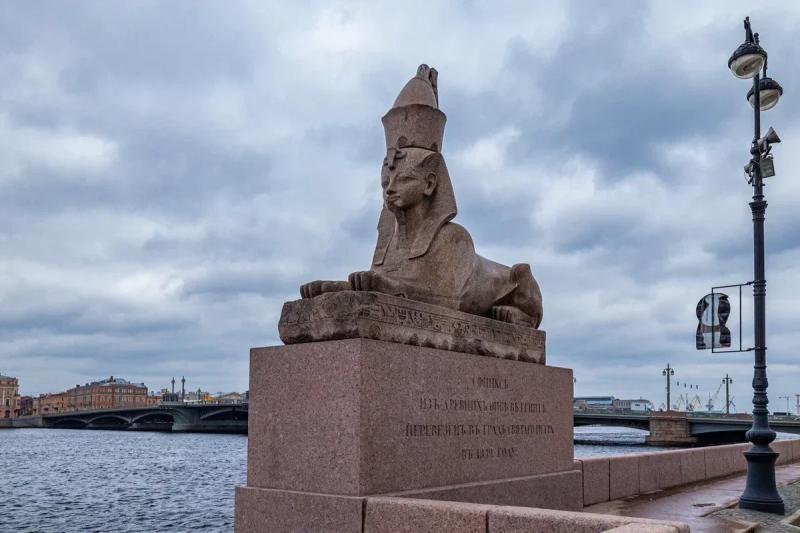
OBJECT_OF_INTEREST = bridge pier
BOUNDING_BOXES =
[646,411,697,446]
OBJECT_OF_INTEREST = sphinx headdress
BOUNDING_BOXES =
[373,65,458,265]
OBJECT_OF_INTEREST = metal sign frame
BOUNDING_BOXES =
[710,281,754,353]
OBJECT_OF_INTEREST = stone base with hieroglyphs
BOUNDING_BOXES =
[278,291,546,363]
[235,338,580,532]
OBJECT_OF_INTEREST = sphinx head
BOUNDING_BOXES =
[381,147,442,213]
[372,64,457,263]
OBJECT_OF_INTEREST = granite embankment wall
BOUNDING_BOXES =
[235,489,689,533]
[349,441,800,532]
[0,416,43,428]
[577,438,800,506]
[363,498,689,533]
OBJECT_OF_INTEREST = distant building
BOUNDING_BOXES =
[145,393,161,406]
[0,373,20,419]
[613,398,653,413]
[216,392,244,404]
[574,396,615,411]
[34,392,70,414]
[66,376,149,411]
[183,389,212,404]
[573,396,652,413]
[19,396,33,416]
[161,392,180,403]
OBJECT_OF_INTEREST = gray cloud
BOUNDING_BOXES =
[2,1,800,411]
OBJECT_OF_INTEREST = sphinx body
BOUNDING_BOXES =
[300,65,543,328]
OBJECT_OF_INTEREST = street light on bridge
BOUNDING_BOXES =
[728,16,785,515]
[662,364,674,411]
[778,396,791,415]
[723,375,733,415]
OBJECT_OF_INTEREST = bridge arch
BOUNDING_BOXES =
[130,411,175,424]
[199,407,247,422]
[52,418,89,429]
[86,414,131,426]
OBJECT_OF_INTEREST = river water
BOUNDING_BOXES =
[0,426,765,532]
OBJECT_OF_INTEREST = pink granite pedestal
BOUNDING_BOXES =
[235,338,580,532]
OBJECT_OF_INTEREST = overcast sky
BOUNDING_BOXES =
[2,1,800,410]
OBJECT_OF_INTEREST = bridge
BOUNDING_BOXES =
[31,403,248,433]
[574,410,800,445]
[19,404,800,443]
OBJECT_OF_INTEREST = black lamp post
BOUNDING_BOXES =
[728,16,785,515]
[662,364,674,411]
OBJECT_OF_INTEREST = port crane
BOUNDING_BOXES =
[673,393,703,412]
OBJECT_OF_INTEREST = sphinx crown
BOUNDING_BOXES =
[382,64,446,153]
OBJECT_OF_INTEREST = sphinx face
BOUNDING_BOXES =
[381,149,437,213]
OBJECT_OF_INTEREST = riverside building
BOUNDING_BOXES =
[0,373,20,419]
[67,376,148,411]
[33,392,69,414]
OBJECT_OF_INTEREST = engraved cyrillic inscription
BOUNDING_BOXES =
[405,378,556,460]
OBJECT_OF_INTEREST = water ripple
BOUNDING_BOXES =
[0,429,246,533]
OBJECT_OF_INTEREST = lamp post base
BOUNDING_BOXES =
[739,448,785,515]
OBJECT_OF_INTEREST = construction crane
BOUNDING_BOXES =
[687,394,703,412]
[706,382,725,412]
[672,394,703,412]
[672,396,685,411]
[706,393,717,413]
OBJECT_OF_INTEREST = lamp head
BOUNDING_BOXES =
[728,41,767,79]
[747,77,783,110]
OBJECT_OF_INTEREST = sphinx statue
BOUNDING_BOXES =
[299,64,543,328]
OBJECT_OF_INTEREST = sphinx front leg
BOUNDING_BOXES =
[348,270,408,298]
[299,280,350,299]
[490,305,535,327]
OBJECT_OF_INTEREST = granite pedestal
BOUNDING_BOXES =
[279,291,546,363]
[235,338,580,532]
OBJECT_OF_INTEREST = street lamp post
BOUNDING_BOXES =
[728,16,785,515]
[662,364,674,411]
[723,374,733,415]
[779,396,791,415]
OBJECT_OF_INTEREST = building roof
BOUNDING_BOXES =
[574,396,615,402]
[75,376,146,388]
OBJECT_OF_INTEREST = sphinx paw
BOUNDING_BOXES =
[300,280,324,298]
[490,305,534,327]
[348,271,377,292]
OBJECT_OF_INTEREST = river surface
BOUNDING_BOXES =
[0,426,786,532]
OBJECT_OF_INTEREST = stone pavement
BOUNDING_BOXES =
[585,463,800,532]
[712,478,800,532]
